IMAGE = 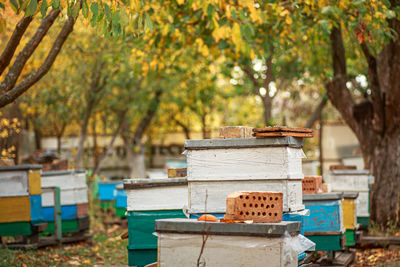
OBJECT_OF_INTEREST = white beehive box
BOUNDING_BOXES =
[329,169,372,192]
[124,178,188,211]
[186,138,305,181]
[156,219,301,267]
[185,137,305,213]
[41,170,88,207]
[0,165,42,197]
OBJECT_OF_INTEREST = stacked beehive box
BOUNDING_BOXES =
[329,169,372,228]
[0,165,44,237]
[114,183,127,218]
[41,170,89,234]
[185,137,305,218]
[123,178,188,267]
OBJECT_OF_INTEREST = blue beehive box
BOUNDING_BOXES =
[302,192,345,251]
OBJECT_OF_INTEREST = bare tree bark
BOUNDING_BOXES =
[0,16,33,75]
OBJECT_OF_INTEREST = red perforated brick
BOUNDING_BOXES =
[302,176,323,194]
[224,191,283,223]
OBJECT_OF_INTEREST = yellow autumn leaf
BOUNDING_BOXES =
[280,9,289,17]
[177,0,184,4]
[232,23,242,50]
[285,15,293,25]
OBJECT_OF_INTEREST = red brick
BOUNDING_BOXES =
[224,191,283,223]
[219,126,254,139]
[302,176,323,194]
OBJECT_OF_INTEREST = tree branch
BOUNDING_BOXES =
[0,10,60,93]
[305,96,328,128]
[0,14,78,108]
[242,64,261,96]
[0,16,33,75]
[133,89,163,143]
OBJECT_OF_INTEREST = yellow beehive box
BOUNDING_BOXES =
[343,193,358,229]
[0,196,31,223]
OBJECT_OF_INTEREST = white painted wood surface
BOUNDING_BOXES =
[330,174,370,192]
[42,187,88,207]
[0,171,29,197]
[157,233,297,267]
[126,185,188,211]
[188,179,304,213]
[41,172,86,189]
[187,147,305,181]
[356,191,369,217]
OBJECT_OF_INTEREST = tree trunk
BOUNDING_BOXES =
[367,134,400,226]
[326,18,400,227]
[75,101,93,169]
[122,89,163,178]
[32,120,42,150]
[261,95,272,126]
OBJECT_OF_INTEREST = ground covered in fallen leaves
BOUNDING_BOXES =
[1,201,400,266]
[0,201,128,266]
[351,247,400,267]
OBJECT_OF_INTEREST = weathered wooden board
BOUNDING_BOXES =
[188,179,304,213]
[253,126,313,133]
[42,187,88,206]
[187,147,305,181]
[254,132,313,138]
[41,170,87,190]
[28,170,42,195]
[0,196,30,223]
[157,232,297,267]
[0,171,29,197]
[126,184,188,211]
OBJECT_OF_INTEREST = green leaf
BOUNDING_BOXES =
[120,9,129,26]
[40,0,47,17]
[144,12,153,31]
[26,0,37,16]
[10,0,19,12]
[52,0,60,10]
[71,2,80,18]
[90,2,99,17]
[104,3,111,21]
[207,4,213,18]
[82,0,89,18]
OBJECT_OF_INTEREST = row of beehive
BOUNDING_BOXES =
[0,166,89,238]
